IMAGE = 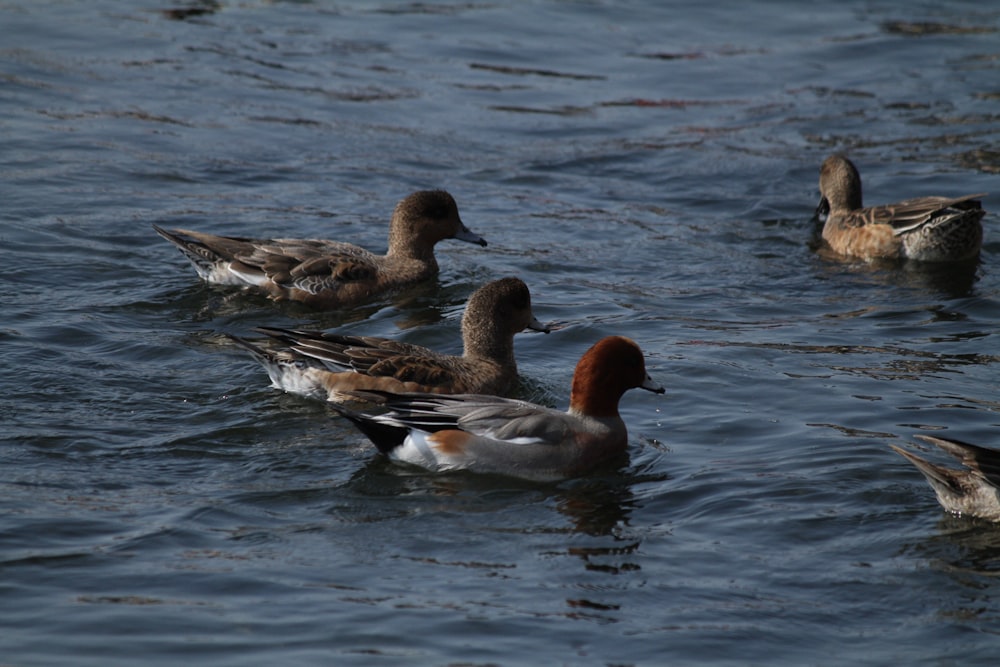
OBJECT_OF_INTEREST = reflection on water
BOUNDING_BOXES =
[881,21,998,36]
[343,459,642,541]
[924,518,1000,577]
[906,518,1000,630]
[555,476,640,538]
[812,249,982,298]
[160,1,221,22]
[687,338,1000,383]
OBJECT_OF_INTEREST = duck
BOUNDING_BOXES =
[815,154,986,262]
[330,335,665,481]
[890,435,1000,521]
[153,190,487,308]
[229,277,550,401]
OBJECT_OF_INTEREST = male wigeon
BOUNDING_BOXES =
[153,190,487,308]
[815,154,986,262]
[330,335,665,481]
[891,435,1000,521]
[229,277,550,400]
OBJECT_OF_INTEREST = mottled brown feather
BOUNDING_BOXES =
[241,277,546,399]
[154,190,485,308]
[817,154,986,262]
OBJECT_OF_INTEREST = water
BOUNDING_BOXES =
[2,0,1000,664]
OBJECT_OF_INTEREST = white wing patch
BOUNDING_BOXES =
[226,264,268,287]
[196,263,249,285]
[477,430,547,446]
[389,430,450,470]
[271,366,328,399]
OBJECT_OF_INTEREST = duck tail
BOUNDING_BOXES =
[152,224,226,278]
[889,444,961,493]
[330,404,408,455]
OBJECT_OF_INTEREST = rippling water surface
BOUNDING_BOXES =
[3,1,1000,664]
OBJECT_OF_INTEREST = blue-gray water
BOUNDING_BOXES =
[3,1,1000,664]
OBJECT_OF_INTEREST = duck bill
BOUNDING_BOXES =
[527,316,552,334]
[813,197,830,224]
[454,225,488,247]
[641,374,666,394]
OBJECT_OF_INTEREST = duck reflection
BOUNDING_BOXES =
[341,458,655,623]
[344,457,643,542]
[913,517,1000,582]
[161,2,221,21]
[812,248,980,298]
[689,337,999,383]
[901,471,1000,626]
[160,276,453,333]
[344,456,650,551]
[555,474,638,538]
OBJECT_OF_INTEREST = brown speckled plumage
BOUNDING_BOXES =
[154,190,486,308]
[816,154,986,262]
[229,277,549,401]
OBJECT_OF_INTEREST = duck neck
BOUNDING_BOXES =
[569,380,622,418]
[462,319,514,365]
[386,213,439,263]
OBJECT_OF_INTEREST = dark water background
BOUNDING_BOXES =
[3,1,1000,664]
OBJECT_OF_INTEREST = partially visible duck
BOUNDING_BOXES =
[230,277,550,401]
[815,154,985,262]
[153,190,486,308]
[330,336,665,481]
[891,435,1000,521]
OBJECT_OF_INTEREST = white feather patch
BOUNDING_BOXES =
[390,430,448,470]
[226,264,268,287]
[197,263,248,285]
